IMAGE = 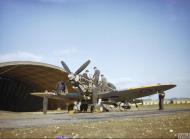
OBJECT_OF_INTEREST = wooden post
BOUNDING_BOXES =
[43,90,48,114]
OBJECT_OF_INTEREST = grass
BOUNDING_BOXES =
[0,104,190,138]
[1,112,190,138]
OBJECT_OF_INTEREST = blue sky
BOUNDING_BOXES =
[0,0,190,99]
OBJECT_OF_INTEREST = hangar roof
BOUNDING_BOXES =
[0,61,74,92]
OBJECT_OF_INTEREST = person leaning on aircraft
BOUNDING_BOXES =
[81,67,109,93]
[93,66,100,87]
[159,92,165,110]
[55,81,66,95]
[100,74,108,92]
[82,70,90,85]
[83,70,89,80]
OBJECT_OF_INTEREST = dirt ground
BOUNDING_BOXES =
[0,104,190,139]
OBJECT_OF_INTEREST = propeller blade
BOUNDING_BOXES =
[74,60,91,75]
[61,61,71,74]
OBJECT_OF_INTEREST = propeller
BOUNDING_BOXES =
[60,60,91,92]
[74,60,90,75]
[61,61,71,74]
[61,60,90,75]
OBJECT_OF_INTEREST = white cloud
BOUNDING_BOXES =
[0,51,43,62]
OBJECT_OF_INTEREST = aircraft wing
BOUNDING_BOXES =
[99,84,176,102]
[31,92,81,102]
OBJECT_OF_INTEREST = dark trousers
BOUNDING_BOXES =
[159,94,165,110]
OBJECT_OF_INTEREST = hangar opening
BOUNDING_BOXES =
[0,77,42,111]
[0,61,72,112]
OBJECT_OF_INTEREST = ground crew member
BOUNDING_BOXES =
[100,74,108,92]
[93,67,100,87]
[82,70,90,85]
[56,81,66,95]
[159,92,165,110]
[83,70,89,80]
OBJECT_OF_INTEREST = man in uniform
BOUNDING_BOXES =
[82,70,90,84]
[159,92,165,110]
[56,81,66,95]
[93,67,100,87]
[100,74,108,92]
[83,70,89,80]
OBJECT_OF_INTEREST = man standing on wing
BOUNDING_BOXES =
[100,74,108,92]
[93,66,100,87]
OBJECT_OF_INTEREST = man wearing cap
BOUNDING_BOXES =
[56,81,66,95]
[82,70,90,86]
[83,70,89,80]
[159,92,165,110]
[100,74,108,92]
[93,67,100,87]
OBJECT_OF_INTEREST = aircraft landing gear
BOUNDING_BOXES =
[135,103,139,110]
[90,105,102,113]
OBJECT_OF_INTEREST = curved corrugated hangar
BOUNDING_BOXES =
[0,61,72,112]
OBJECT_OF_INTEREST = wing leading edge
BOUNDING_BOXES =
[31,92,81,101]
[99,84,176,102]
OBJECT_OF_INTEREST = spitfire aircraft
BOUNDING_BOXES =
[31,60,176,113]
